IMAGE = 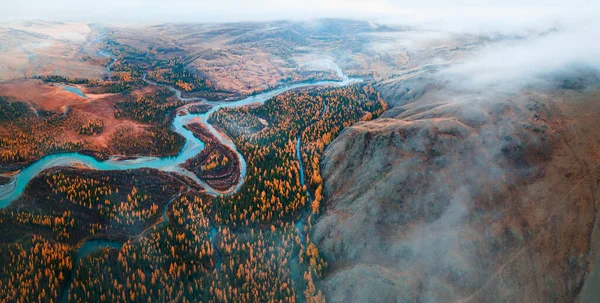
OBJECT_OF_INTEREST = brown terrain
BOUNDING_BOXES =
[0,20,107,80]
[312,74,600,302]
[108,22,335,95]
[106,19,475,95]
[181,122,240,192]
[0,79,90,111]
[1,19,482,97]
[1,17,598,302]
[0,81,181,172]
[70,91,147,150]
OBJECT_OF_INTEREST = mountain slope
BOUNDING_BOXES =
[314,77,600,302]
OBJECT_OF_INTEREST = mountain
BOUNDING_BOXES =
[313,74,600,302]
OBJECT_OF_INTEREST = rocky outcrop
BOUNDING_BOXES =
[314,80,600,302]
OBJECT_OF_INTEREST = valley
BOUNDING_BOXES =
[0,16,598,303]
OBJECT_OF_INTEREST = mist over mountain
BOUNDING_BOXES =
[0,1,599,302]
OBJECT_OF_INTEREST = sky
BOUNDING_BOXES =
[2,0,598,27]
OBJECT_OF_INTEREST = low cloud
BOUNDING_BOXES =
[439,17,600,93]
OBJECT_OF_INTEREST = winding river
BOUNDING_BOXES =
[0,62,359,206]
[0,46,360,301]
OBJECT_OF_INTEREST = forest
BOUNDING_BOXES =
[0,33,387,302]
[66,194,324,303]
[113,87,182,125]
[0,96,35,122]
[209,84,386,226]
[0,167,196,246]
[0,105,91,171]
[0,95,184,171]
[0,45,194,170]
[146,60,215,93]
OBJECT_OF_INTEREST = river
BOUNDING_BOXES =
[0,49,360,301]
[0,67,360,206]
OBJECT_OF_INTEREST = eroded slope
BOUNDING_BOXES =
[314,78,600,302]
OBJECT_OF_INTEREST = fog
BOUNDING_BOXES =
[2,1,599,301]
[441,17,600,93]
[3,0,598,27]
